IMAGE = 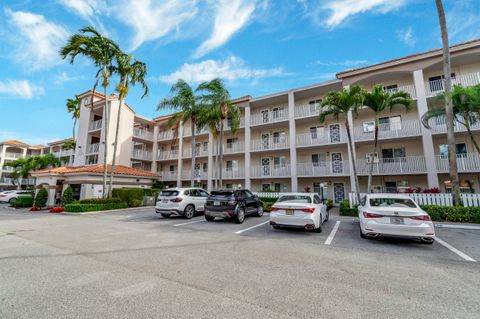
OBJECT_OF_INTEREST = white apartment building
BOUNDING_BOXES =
[6,39,480,204]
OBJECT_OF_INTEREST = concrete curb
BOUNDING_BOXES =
[61,206,154,216]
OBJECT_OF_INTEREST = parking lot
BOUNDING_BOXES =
[0,206,479,318]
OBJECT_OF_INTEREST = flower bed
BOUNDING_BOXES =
[64,202,128,213]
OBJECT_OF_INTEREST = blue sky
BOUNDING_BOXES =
[0,0,479,145]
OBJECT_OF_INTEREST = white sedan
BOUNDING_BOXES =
[270,193,328,232]
[358,194,435,244]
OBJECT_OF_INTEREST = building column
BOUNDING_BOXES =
[244,104,251,189]
[151,126,159,173]
[47,185,56,207]
[346,110,358,193]
[176,123,184,187]
[413,69,439,188]
[207,132,214,191]
[288,92,298,192]
[0,146,6,184]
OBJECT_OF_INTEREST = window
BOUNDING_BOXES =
[439,143,467,158]
[278,195,312,203]
[366,152,379,164]
[381,147,406,162]
[274,156,287,167]
[429,74,455,92]
[274,183,281,192]
[384,84,398,93]
[190,189,200,197]
[363,121,375,133]
[203,142,208,151]
[262,183,271,191]
[203,163,208,172]
[310,126,325,139]
[226,160,233,171]
[225,183,232,189]
[195,125,203,134]
[169,165,175,172]
[273,131,286,144]
[369,198,417,208]
[314,195,322,204]
[244,190,254,198]
[308,99,322,113]
[379,115,402,131]
[312,153,326,167]
[272,107,284,119]
[226,138,238,148]
[199,190,209,197]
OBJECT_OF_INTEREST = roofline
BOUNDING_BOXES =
[336,38,480,78]
[47,138,74,146]
[77,90,106,99]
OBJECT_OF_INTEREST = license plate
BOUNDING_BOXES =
[163,199,168,203]
[390,217,404,224]
[286,209,294,215]
[214,201,221,206]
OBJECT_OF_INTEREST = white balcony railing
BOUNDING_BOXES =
[251,136,289,151]
[223,141,245,154]
[222,167,245,179]
[251,108,289,126]
[297,161,350,177]
[426,72,480,97]
[294,104,320,119]
[181,170,207,180]
[0,178,13,184]
[183,125,209,137]
[86,143,100,154]
[356,156,427,175]
[157,130,176,141]
[131,149,153,160]
[89,119,102,131]
[428,116,480,134]
[182,147,209,158]
[296,130,347,147]
[385,84,417,99]
[60,149,73,157]
[436,153,480,173]
[158,170,178,180]
[2,166,14,172]
[133,128,154,140]
[251,164,291,178]
[224,117,245,130]
[157,150,179,160]
[353,119,422,141]
[4,152,23,159]
[21,178,35,185]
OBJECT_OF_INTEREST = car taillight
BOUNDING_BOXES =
[271,207,280,211]
[300,207,315,213]
[170,197,183,203]
[410,215,431,221]
[363,211,382,218]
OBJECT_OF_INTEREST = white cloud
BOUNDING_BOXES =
[0,80,45,99]
[397,27,415,46]
[159,56,284,84]
[5,9,69,70]
[54,72,87,85]
[194,0,257,58]
[446,0,480,42]
[57,0,107,19]
[114,0,199,51]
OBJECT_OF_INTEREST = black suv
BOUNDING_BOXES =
[205,189,264,224]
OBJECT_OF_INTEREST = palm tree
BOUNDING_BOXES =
[60,26,120,198]
[197,79,240,189]
[64,97,81,150]
[4,154,60,188]
[320,85,363,201]
[422,85,480,155]
[362,85,412,193]
[108,53,148,197]
[157,80,201,187]
[435,0,461,205]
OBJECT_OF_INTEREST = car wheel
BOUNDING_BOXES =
[314,223,322,233]
[272,225,280,230]
[160,213,170,218]
[235,208,245,224]
[205,215,215,222]
[256,205,264,217]
[9,198,16,205]
[184,205,195,219]
[324,210,329,222]
[360,227,368,239]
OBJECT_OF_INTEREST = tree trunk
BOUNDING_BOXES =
[102,81,109,199]
[219,120,224,189]
[436,0,461,205]
[191,122,196,187]
[214,139,220,189]
[345,119,360,202]
[72,118,77,140]
[367,119,379,193]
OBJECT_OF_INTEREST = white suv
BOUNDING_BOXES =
[155,188,210,219]
[0,190,33,205]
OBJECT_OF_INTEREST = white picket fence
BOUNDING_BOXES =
[349,192,480,207]
[253,192,285,198]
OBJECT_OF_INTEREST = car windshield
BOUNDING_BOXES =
[278,195,312,203]
[210,191,234,197]
[369,198,417,208]
[160,190,179,197]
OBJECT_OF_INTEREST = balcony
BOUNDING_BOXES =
[183,125,209,137]
[89,119,102,131]
[181,170,207,180]
[158,170,178,180]
[4,152,23,159]
[86,143,100,154]
[385,84,417,99]
[297,161,350,177]
[296,130,347,147]
[223,141,244,154]
[251,109,289,126]
[158,130,176,141]
[425,71,480,97]
[157,150,179,161]
[61,149,74,157]
[251,136,289,152]
[295,104,320,119]
[21,178,35,185]
[356,156,427,175]
[131,149,153,161]
[182,147,209,158]
[2,166,14,172]
[428,116,480,134]
[222,167,245,179]
[436,153,480,173]
[224,117,245,130]
[353,119,422,141]
[0,177,13,184]
[133,128,154,140]
[251,164,291,178]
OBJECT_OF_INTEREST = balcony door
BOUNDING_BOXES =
[329,124,341,143]
[261,133,270,150]
[261,157,271,176]
[333,183,345,204]
[261,110,269,123]
[331,152,343,174]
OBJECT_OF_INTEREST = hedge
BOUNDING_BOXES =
[78,198,123,204]
[339,200,358,216]
[14,195,34,208]
[34,187,48,208]
[112,188,144,207]
[61,186,74,206]
[324,199,333,211]
[65,202,128,212]
[259,197,277,212]
[421,205,480,223]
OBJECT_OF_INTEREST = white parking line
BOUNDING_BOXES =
[173,219,205,227]
[324,221,341,245]
[435,224,480,230]
[235,221,270,234]
[435,237,476,262]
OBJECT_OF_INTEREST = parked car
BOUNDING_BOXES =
[269,193,328,232]
[155,188,210,219]
[358,194,435,244]
[0,190,33,205]
[204,189,263,224]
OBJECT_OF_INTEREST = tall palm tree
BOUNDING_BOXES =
[197,79,240,189]
[422,85,480,154]
[157,80,201,187]
[60,26,120,198]
[108,53,148,197]
[4,154,60,188]
[435,0,461,205]
[362,85,412,193]
[64,97,81,150]
[320,85,363,201]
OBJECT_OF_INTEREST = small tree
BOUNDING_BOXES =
[61,186,74,206]
[34,187,48,208]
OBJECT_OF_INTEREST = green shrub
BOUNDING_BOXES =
[14,195,34,208]
[112,188,144,207]
[152,181,165,190]
[324,199,333,211]
[61,186,74,206]
[143,188,161,198]
[421,205,480,223]
[339,200,358,216]
[64,202,128,212]
[259,197,278,212]
[78,198,123,204]
[34,187,48,208]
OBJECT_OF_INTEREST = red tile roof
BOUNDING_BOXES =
[32,164,159,178]
[29,144,47,150]
[1,140,30,147]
